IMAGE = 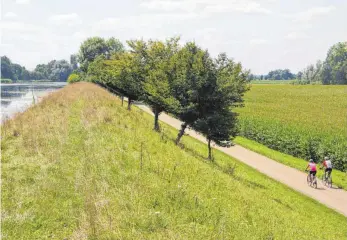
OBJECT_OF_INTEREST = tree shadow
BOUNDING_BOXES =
[329,186,342,190]
[232,175,267,190]
[177,142,209,162]
[177,141,267,190]
[272,198,293,210]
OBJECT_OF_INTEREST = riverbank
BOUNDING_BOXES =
[1,82,66,123]
[1,82,346,239]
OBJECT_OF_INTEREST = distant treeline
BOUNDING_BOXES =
[249,69,295,81]
[250,42,347,85]
[1,55,78,82]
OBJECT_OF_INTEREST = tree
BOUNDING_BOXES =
[78,37,124,72]
[322,42,347,85]
[49,60,73,81]
[300,60,322,84]
[70,54,79,70]
[129,38,180,131]
[170,42,215,144]
[34,64,49,79]
[87,52,144,110]
[1,55,73,81]
[192,53,249,160]
[1,56,31,81]
[194,109,239,160]
[106,38,125,58]
[1,56,13,79]
[266,69,295,80]
[297,71,303,80]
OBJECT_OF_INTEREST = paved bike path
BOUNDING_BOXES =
[137,103,347,217]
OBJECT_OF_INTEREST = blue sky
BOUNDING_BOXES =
[1,0,346,74]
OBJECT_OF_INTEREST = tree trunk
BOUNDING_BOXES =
[208,138,213,161]
[127,98,132,110]
[121,96,124,106]
[175,123,187,145]
[154,107,160,132]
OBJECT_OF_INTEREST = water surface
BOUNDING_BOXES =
[1,82,66,122]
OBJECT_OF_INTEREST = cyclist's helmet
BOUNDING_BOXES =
[324,156,329,160]
[309,159,314,163]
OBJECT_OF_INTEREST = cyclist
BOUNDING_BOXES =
[305,159,317,182]
[321,156,332,180]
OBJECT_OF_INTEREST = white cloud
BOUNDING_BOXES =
[140,0,197,12]
[191,28,240,55]
[250,39,268,45]
[49,13,82,26]
[204,1,272,14]
[0,21,45,33]
[285,32,308,40]
[16,0,30,4]
[93,13,199,32]
[4,12,18,19]
[141,0,272,15]
[294,6,335,22]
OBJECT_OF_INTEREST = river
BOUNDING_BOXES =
[1,82,66,122]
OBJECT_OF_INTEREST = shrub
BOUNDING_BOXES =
[67,73,81,84]
[0,78,13,83]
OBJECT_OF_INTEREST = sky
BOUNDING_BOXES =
[1,0,346,74]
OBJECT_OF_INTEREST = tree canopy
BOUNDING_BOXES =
[265,69,295,80]
[298,41,347,85]
[78,37,125,72]
[85,37,250,159]
[1,56,31,81]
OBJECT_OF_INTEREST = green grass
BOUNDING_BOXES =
[1,82,346,239]
[237,84,347,171]
[234,137,347,190]
[250,80,295,84]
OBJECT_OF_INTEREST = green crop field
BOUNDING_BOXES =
[1,82,346,239]
[250,80,295,84]
[237,84,347,171]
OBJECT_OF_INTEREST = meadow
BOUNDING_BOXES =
[1,82,346,239]
[250,80,294,84]
[236,84,347,171]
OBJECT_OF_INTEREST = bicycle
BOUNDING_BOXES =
[321,169,333,188]
[306,170,317,188]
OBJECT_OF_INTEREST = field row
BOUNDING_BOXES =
[236,85,347,171]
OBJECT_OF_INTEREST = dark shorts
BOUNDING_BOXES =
[309,171,317,176]
[325,168,332,173]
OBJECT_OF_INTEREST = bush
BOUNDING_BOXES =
[0,78,13,83]
[67,73,81,84]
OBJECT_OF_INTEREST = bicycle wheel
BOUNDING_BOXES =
[313,178,317,189]
[307,175,311,185]
[321,174,326,186]
[327,176,332,188]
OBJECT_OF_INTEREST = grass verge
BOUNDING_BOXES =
[1,82,346,239]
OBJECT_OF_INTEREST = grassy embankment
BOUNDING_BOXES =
[1,82,346,239]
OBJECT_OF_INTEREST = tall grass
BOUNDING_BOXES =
[1,82,346,239]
